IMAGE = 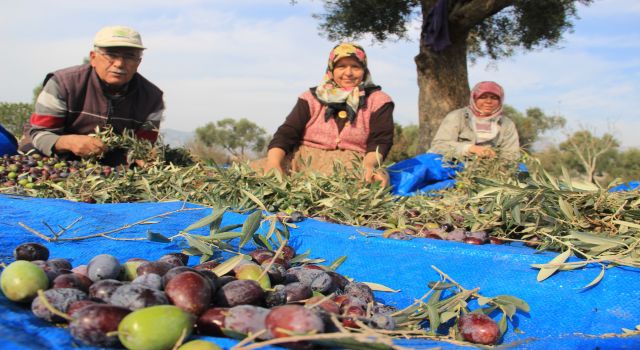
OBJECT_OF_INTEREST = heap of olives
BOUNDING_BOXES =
[0,153,119,188]
[386,209,502,245]
[1,242,416,350]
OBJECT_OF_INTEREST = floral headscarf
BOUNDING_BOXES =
[313,43,379,123]
[469,81,504,119]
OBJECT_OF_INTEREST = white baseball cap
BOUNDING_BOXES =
[93,25,146,49]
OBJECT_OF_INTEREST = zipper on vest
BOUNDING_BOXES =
[106,99,113,126]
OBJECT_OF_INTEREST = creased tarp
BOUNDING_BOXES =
[388,153,462,195]
[610,181,640,192]
[0,124,18,156]
[1,195,640,350]
[387,153,531,196]
[389,153,640,196]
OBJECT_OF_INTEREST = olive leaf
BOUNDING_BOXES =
[208,231,244,241]
[426,304,440,334]
[558,198,576,221]
[239,210,263,248]
[580,264,606,290]
[146,230,171,243]
[252,234,273,250]
[535,249,572,282]
[182,210,219,232]
[182,234,214,256]
[362,282,400,293]
[327,255,347,271]
[498,314,508,334]
[211,254,248,276]
[494,295,531,313]
[440,311,457,323]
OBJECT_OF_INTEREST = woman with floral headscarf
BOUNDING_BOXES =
[428,81,520,161]
[259,43,395,185]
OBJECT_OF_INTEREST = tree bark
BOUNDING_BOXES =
[414,0,514,151]
[415,37,469,152]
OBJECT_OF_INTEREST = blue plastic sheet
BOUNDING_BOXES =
[0,124,18,156]
[388,153,531,196]
[1,195,640,350]
[610,181,640,192]
[388,153,463,195]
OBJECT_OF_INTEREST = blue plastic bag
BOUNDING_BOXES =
[609,181,640,192]
[389,153,529,196]
[388,153,463,195]
[0,124,17,156]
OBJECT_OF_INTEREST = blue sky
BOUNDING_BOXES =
[1,0,639,148]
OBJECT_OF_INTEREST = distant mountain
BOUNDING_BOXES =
[160,128,195,147]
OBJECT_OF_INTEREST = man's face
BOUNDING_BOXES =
[90,47,142,86]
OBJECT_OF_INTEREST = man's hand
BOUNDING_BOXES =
[468,145,496,158]
[54,135,105,157]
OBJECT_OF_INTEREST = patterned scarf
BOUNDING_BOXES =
[469,81,504,119]
[468,81,504,144]
[312,43,379,123]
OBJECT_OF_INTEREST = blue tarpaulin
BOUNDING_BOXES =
[0,124,18,156]
[1,195,640,350]
[610,181,640,192]
[388,153,462,195]
[390,153,638,195]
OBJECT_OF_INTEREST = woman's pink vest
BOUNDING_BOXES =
[299,90,392,153]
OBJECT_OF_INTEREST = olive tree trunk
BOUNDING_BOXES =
[414,0,514,152]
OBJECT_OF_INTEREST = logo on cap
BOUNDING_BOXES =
[93,26,145,49]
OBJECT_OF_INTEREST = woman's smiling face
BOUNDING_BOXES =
[332,57,364,89]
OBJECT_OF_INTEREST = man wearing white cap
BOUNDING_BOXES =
[20,25,164,165]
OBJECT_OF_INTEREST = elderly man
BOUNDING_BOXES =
[20,25,164,165]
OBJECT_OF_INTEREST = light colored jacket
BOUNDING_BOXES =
[428,107,520,161]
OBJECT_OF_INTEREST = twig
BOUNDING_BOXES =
[171,327,188,350]
[36,289,72,321]
[257,239,288,281]
[20,206,204,242]
[231,329,267,349]
[18,222,51,242]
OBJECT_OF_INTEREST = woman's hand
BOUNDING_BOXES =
[264,148,286,175]
[364,166,389,186]
[468,145,496,158]
[363,151,389,186]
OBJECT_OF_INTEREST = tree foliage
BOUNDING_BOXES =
[314,0,419,42]
[315,0,591,58]
[468,0,588,61]
[607,148,640,183]
[195,118,268,159]
[387,123,420,163]
[0,102,32,137]
[536,129,621,185]
[504,105,565,151]
[558,130,619,184]
[308,0,593,149]
[0,84,44,137]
